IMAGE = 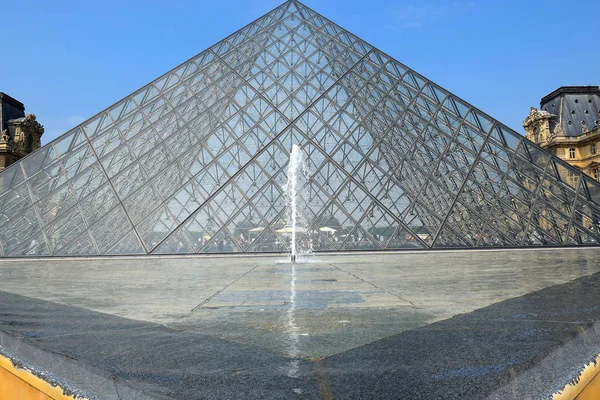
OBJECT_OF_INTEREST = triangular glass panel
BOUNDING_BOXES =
[246,227,280,253]
[386,224,426,250]
[340,224,380,251]
[200,228,240,254]
[106,230,146,255]
[3,228,49,257]
[152,225,196,255]
[88,206,137,253]
[433,225,473,249]
[43,208,98,256]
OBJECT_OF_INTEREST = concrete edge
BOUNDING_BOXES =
[0,245,598,263]
[0,350,80,400]
[553,353,600,399]
[0,328,158,400]
[485,318,600,400]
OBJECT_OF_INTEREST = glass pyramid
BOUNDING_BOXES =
[1,0,600,257]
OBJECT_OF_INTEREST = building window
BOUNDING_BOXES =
[569,148,576,159]
[594,168,600,181]
[592,143,597,155]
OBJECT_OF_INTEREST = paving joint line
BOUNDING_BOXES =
[6,324,159,340]
[191,264,258,312]
[326,262,421,309]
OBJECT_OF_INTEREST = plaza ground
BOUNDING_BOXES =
[1,248,600,398]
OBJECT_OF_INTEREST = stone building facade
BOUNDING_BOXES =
[523,86,600,181]
[0,92,44,171]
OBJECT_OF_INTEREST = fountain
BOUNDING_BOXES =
[284,144,307,382]
[285,145,309,263]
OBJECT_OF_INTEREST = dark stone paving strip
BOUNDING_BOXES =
[0,290,320,399]
[2,272,600,399]
[320,271,600,400]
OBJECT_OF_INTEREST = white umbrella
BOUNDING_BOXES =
[276,226,307,233]
[319,227,337,233]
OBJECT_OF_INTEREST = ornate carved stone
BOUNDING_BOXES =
[553,123,564,137]
[523,107,554,145]
[0,115,44,170]
[0,130,9,144]
[0,93,44,170]
[522,107,553,129]
[6,114,44,154]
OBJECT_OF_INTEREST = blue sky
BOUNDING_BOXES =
[1,0,599,144]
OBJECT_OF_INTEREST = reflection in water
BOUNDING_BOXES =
[276,257,321,264]
[286,262,300,378]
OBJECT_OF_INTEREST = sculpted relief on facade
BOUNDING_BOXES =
[0,114,44,169]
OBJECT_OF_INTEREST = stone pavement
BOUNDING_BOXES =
[1,249,600,399]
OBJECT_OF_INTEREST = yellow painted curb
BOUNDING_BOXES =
[553,353,600,400]
[0,352,80,400]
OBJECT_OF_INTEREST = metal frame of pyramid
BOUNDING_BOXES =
[1,0,599,257]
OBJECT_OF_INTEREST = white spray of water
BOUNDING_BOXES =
[286,261,300,378]
[289,145,301,261]
[283,145,308,383]
[285,144,311,263]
